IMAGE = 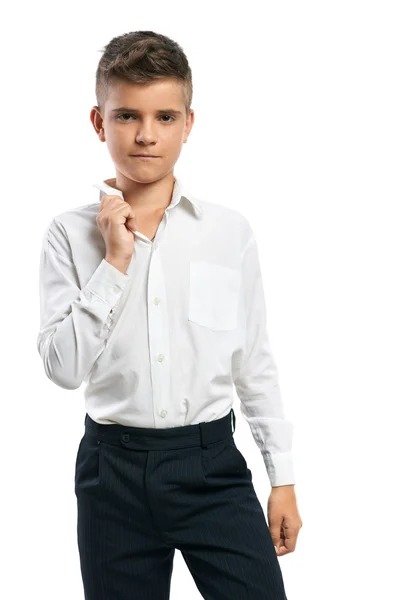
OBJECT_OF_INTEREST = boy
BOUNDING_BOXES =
[37,30,302,599]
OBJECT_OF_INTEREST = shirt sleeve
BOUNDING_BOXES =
[233,233,295,487]
[36,219,130,390]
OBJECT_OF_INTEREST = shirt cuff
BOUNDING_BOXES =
[82,258,130,322]
[262,451,296,487]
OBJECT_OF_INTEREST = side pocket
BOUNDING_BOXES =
[201,437,248,482]
[227,440,248,472]
[74,435,85,475]
[201,438,232,462]
[74,433,101,494]
[229,441,253,482]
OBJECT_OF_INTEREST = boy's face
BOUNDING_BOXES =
[91,78,194,185]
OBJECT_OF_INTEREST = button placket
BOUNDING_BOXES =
[147,230,171,425]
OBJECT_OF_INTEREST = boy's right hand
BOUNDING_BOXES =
[96,194,137,261]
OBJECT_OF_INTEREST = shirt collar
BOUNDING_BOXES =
[92,176,203,218]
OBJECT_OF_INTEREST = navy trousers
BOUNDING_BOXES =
[74,408,288,599]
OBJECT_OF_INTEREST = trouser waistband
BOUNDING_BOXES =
[84,408,236,451]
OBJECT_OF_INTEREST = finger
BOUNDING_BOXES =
[99,194,121,212]
[269,525,282,550]
[269,515,284,542]
[276,535,297,555]
[282,523,300,552]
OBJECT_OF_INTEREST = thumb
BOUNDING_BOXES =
[125,216,137,232]
[269,524,282,553]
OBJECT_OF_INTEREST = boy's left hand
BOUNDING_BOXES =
[267,485,303,556]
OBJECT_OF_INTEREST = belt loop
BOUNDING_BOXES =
[198,421,207,448]
[231,409,236,433]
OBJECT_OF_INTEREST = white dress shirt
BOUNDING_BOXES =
[36,176,295,487]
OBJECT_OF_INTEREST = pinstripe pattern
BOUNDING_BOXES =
[74,409,288,599]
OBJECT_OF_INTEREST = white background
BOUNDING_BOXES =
[1,1,399,598]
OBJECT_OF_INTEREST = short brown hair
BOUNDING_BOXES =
[95,30,193,116]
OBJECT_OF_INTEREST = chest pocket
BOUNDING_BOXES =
[188,261,241,331]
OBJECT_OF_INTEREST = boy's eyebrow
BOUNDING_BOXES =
[111,107,183,115]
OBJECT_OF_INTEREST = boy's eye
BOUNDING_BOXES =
[116,114,175,122]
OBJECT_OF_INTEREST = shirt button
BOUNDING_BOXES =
[157,354,165,362]
[153,297,161,305]
[160,409,167,418]
[154,243,159,251]
[112,284,120,293]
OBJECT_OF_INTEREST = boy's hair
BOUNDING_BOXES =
[95,30,193,117]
